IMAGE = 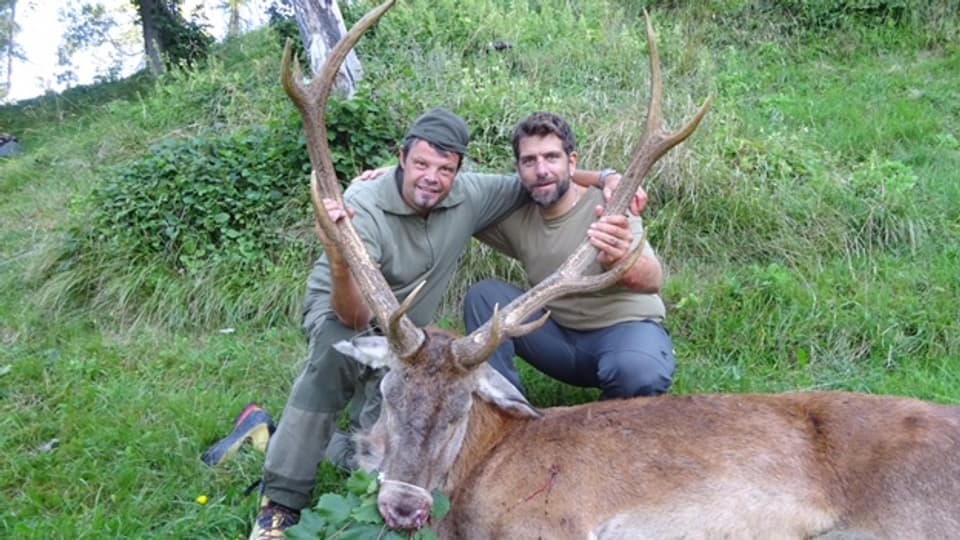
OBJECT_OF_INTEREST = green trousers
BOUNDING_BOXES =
[261,315,383,510]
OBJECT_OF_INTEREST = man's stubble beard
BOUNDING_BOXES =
[530,175,571,208]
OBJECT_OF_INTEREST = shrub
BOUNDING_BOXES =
[777,0,910,28]
[88,121,311,276]
[28,83,404,328]
[82,82,400,273]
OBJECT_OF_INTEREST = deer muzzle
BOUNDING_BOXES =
[378,478,434,531]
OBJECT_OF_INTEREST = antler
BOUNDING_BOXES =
[452,10,713,369]
[281,0,425,359]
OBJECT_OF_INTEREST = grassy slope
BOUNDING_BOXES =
[2,2,959,538]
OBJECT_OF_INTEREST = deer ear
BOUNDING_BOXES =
[475,365,543,419]
[334,336,396,369]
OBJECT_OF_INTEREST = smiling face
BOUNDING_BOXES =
[398,139,461,216]
[515,133,578,208]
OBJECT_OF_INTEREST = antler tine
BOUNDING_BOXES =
[606,9,713,224]
[452,10,711,369]
[283,0,424,359]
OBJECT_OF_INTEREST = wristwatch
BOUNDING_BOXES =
[598,168,617,189]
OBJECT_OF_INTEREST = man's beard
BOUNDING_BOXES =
[410,179,444,212]
[530,176,571,208]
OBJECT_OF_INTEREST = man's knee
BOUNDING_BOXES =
[600,350,675,399]
[623,364,674,397]
[324,430,359,472]
[286,319,375,415]
[464,279,519,329]
[465,279,504,309]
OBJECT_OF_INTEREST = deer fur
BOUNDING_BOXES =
[285,0,960,536]
[341,332,960,539]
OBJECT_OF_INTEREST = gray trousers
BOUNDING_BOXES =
[464,279,675,399]
[261,315,383,510]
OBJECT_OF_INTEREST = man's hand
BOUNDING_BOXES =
[601,173,648,215]
[587,208,634,269]
[315,197,356,247]
[351,165,392,183]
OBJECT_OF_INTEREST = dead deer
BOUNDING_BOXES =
[281,1,960,537]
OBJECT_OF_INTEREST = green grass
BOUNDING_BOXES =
[2,1,959,537]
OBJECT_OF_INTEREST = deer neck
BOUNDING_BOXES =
[444,396,527,492]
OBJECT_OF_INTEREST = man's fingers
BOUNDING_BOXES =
[322,197,356,223]
[588,228,630,253]
[630,193,647,215]
[352,165,391,183]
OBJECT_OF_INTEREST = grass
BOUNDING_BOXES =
[2,1,959,537]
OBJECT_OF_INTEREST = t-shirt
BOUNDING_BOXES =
[476,188,666,329]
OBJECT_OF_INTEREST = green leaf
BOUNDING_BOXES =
[285,509,328,539]
[412,528,440,540]
[316,493,354,526]
[430,490,450,520]
[336,524,385,540]
[345,469,379,496]
[350,499,383,525]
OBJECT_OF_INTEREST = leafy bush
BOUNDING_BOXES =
[83,84,400,273]
[26,83,404,328]
[89,120,310,275]
[326,86,405,179]
[777,0,910,28]
[709,0,959,49]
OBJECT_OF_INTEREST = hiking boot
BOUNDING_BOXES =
[201,403,275,467]
[248,499,300,540]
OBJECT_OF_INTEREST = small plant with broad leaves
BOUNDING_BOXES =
[286,469,450,540]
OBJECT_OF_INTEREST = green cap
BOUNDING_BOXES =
[405,108,470,155]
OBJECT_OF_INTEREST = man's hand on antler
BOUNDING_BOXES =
[315,198,355,262]
[602,173,648,215]
[587,209,634,270]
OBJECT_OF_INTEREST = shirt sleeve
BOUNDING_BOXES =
[474,217,515,258]
[629,216,656,258]
[343,189,383,263]
[458,172,529,232]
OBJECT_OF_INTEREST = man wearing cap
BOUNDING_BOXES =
[250,108,615,538]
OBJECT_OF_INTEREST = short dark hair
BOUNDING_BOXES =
[510,112,577,161]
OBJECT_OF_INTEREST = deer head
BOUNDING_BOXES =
[282,0,711,531]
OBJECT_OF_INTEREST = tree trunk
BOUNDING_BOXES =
[290,0,362,97]
[135,0,165,74]
[227,0,241,37]
[1,0,15,99]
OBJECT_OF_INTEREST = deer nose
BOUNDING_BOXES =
[381,501,430,531]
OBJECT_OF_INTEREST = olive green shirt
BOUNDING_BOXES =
[476,188,666,330]
[303,168,527,332]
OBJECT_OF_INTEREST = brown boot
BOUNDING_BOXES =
[248,498,300,540]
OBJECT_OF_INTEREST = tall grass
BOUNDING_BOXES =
[1,0,958,537]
